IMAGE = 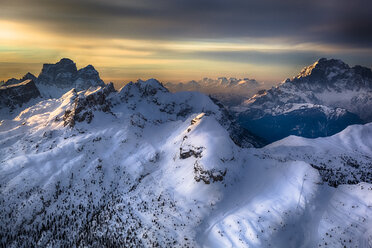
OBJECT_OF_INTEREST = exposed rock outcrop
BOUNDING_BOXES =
[0,79,40,111]
[63,83,116,127]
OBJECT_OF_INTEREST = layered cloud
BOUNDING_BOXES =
[2,0,372,46]
[0,0,371,85]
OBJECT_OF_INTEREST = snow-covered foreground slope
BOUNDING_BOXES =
[203,125,372,247]
[0,80,371,247]
[265,123,372,186]
[200,162,372,248]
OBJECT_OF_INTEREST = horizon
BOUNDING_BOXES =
[1,0,372,87]
[1,57,371,90]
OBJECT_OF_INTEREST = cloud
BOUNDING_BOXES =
[1,0,372,48]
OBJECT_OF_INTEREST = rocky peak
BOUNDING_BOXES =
[137,78,169,95]
[21,72,37,82]
[38,58,78,87]
[295,58,350,81]
[76,65,99,78]
[278,58,372,95]
[41,58,77,76]
[119,79,168,101]
[74,65,105,91]
[35,58,105,98]
[317,58,349,68]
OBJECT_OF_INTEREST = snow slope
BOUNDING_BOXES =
[200,123,372,247]
[0,79,371,247]
[265,123,372,186]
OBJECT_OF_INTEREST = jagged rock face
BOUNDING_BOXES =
[38,58,78,87]
[37,58,105,97]
[63,83,116,127]
[292,58,372,90]
[193,161,226,184]
[0,80,40,111]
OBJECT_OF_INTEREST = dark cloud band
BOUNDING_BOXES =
[1,0,372,48]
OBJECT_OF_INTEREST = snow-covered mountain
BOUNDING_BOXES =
[0,75,371,247]
[165,77,264,107]
[237,58,372,142]
[0,59,107,120]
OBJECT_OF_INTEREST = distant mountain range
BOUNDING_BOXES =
[0,58,371,247]
[165,77,264,107]
[165,77,262,94]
